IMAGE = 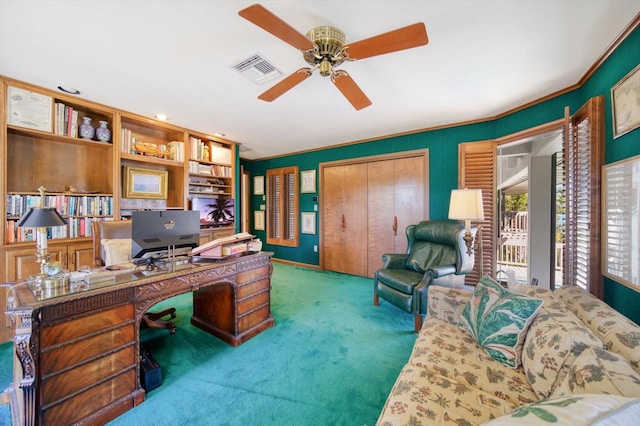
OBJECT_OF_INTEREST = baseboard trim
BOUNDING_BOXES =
[271,258,321,270]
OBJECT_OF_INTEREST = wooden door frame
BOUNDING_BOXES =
[319,149,429,272]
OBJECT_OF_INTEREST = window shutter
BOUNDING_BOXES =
[266,166,299,246]
[459,140,496,284]
[564,96,604,297]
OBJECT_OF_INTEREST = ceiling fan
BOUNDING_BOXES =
[238,3,428,110]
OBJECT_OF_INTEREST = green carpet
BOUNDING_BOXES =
[0,263,417,425]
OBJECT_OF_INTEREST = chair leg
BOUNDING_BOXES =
[373,292,379,306]
[414,314,423,333]
[142,308,177,334]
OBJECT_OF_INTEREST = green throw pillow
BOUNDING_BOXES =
[458,276,543,368]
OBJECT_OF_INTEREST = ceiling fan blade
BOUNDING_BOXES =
[332,71,372,110]
[258,68,312,102]
[239,4,315,51]
[345,22,428,60]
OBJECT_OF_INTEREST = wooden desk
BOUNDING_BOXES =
[4,252,274,426]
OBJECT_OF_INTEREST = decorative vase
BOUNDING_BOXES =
[79,117,95,140]
[96,120,111,142]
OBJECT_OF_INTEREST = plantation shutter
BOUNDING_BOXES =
[564,96,604,298]
[267,166,299,246]
[458,140,497,284]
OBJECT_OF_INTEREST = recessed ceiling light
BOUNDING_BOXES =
[154,113,168,121]
[57,85,80,95]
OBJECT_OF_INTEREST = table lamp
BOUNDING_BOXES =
[16,186,66,280]
[448,188,484,255]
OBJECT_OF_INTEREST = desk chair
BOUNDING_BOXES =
[92,220,177,333]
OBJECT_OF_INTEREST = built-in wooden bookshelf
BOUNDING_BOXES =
[0,76,238,286]
[188,132,234,198]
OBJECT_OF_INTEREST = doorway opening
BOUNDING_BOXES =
[496,129,564,288]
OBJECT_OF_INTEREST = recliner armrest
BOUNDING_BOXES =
[380,253,409,269]
[427,265,457,278]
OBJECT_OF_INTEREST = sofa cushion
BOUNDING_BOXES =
[411,319,539,406]
[484,394,640,425]
[554,285,640,373]
[522,298,604,398]
[101,238,131,266]
[551,346,640,398]
[406,241,456,274]
[458,276,543,368]
[376,269,424,294]
[376,364,518,426]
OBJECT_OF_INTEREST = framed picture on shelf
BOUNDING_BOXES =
[301,212,316,234]
[254,210,265,231]
[611,63,640,138]
[7,86,53,132]
[301,169,316,193]
[123,166,168,199]
[254,175,265,195]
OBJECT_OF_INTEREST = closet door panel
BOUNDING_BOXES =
[322,163,368,276]
[393,156,426,253]
[367,160,395,277]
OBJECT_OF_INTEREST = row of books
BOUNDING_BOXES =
[168,141,186,162]
[54,102,79,137]
[189,136,232,164]
[188,161,232,177]
[5,217,106,243]
[6,194,114,218]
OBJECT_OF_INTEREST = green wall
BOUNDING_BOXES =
[242,25,640,323]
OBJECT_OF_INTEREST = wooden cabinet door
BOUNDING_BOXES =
[367,156,425,277]
[67,241,94,271]
[322,163,368,276]
[3,245,65,281]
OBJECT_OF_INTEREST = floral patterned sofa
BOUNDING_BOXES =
[377,278,640,425]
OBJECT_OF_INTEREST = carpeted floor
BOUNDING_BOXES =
[0,263,417,426]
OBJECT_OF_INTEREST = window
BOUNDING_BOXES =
[266,166,299,246]
[603,155,640,290]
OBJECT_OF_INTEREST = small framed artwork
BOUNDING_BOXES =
[301,212,316,234]
[7,86,53,132]
[300,169,316,193]
[254,175,265,195]
[611,63,640,138]
[254,210,265,231]
[123,166,168,199]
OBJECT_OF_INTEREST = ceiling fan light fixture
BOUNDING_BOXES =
[319,59,332,77]
[303,26,347,68]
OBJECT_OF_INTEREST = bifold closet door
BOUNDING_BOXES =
[322,163,368,276]
[367,156,425,277]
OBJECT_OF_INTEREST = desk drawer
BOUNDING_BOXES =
[237,289,270,316]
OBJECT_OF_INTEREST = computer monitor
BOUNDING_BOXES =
[131,210,200,259]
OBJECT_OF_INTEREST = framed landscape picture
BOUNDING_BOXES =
[123,166,168,199]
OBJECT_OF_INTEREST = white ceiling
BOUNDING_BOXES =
[1,1,639,160]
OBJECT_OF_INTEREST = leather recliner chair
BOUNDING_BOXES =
[373,220,478,332]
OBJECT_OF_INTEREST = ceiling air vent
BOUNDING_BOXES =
[233,53,282,85]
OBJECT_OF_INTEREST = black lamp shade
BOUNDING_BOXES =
[16,208,66,228]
